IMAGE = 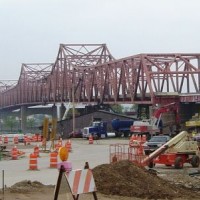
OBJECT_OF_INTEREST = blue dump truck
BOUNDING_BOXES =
[82,121,108,139]
[111,118,135,137]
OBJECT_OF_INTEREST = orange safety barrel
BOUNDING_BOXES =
[34,146,40,157]
[29,153,38,170]
[11,146,18,160]
[32,135,37,142]
[13,136,19,144]
[65,140,72,152]
[4,136,8,144]
[50,152,58,168]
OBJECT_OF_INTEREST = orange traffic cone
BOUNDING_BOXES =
[89,135,93,144]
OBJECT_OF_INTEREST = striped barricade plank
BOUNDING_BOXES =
[65,169,96,195]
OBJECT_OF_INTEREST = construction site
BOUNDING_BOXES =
[0,115,200,200]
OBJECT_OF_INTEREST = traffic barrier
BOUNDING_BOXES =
[29,153,38,170]
[11,146,18,160]
[13,136,18,144]
[50,151,58,168]
[4,136,8,144]
[88,135,93,144]
[65,169,97,196]
[65,140,72,152]
[34,146,40,157]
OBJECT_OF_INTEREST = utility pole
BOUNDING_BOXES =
[72,70,75,133]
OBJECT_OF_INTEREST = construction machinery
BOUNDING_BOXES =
[142,131,200,169]
[130,102,179,137]
[42,117,57,151]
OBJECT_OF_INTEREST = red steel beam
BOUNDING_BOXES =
[0,44,200,108]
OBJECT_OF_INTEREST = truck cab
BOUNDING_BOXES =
[82,121,107,139]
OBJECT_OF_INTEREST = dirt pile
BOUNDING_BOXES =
[92,160,196,199]
[9,180,54,193]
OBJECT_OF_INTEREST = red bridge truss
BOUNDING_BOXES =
[0,44,200,109]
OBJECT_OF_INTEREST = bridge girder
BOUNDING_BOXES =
[0,44,200,109]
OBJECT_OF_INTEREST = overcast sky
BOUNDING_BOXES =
[1,0,200,80]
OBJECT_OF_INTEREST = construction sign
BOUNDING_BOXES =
[54,162,98,200]
[65,169,97,195]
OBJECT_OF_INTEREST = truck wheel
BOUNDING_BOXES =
[191,155,200,168]
[174,157,183,169]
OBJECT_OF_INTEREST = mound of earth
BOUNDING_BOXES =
[92,160,196,199]
[9,180,54,193]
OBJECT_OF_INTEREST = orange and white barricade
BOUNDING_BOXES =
[65,169,97,197]
[4,136,8,144]
[11,146,18,160]
[50,151,58,168]
[13,136,18,144]
[29,153,38,170]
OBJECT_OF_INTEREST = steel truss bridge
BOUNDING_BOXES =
[0,44,200,109]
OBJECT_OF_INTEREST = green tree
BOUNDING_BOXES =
[4,116,17,131]
[27,118,35,131]
[111,104,123,113]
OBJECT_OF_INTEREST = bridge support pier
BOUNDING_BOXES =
[59,103,66,121]
[52,104,57,119]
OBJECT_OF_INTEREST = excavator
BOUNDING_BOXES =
[130,102,179,137]
[141,130,200,169]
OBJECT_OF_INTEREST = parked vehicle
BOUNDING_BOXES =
[111,118,134,137]
[143,135,171,155]
[69,129,83,138]
[142,131,200,169]
[82,121,107,139]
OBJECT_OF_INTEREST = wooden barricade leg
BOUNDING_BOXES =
[54,165,65,200]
